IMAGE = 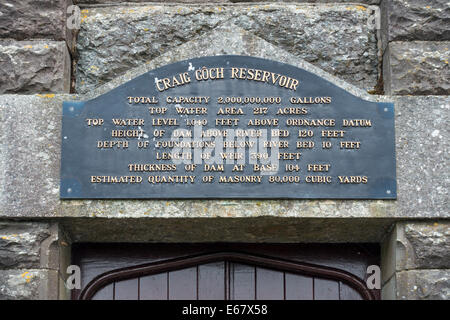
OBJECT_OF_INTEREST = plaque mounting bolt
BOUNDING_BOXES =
[384,107,388,112]
[386,190,391,194]
[67,188,72,193]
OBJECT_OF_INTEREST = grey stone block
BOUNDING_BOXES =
[396,270,450,300]
[0,0,75,52]
[40,269,60,300]
[62,217,395,243]
[394,96,449,218]
[39,223,69,271]
[381,0,450,50]
[384,41,450,95]
[0,40,71,94]
[381,274,396,300]
[75,3,379,94]
[0,27,448,220]
[0,221,69,300]
[75,1,380,4]
[0,222,51,270]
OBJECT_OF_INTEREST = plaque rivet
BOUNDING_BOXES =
[63,136,67,140]
[384,107,388,112]
[67,188,72,193]
[386,190,391,194]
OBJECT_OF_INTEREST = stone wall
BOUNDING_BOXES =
[0,41,71,94]
[0,94,448,220]
[0,1,74,299]
[0,221,70,300]
[0,1,73,94]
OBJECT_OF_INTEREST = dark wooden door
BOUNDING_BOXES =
[72,244,380,300]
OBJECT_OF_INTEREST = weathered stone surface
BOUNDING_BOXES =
[0,0,75,51]
[404,222,450,269]
[0,41,71,94]
[0,28,448,220]
[396,270,450,300]
[382,222,450,286]
[81,21,380,102]
[0,270,41,299]
[384,41,450,95]
[75,4,378,94]
[0,269,57,300]
[0,222,51,270]
[0,93,447,220]
[62,217,395,243]
[381,224,398,284]
[381,0,450,49]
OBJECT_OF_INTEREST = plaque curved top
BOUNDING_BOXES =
[61,54,396,200]
[80,55,387,106]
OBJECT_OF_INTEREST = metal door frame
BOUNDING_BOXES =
[78,251,375,300]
